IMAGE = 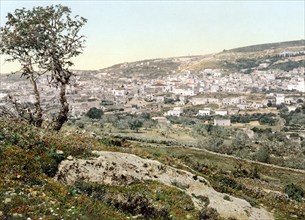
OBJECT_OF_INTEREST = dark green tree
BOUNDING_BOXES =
[86,107,103,119]
[128,118,143,133]
[254,146,270,163]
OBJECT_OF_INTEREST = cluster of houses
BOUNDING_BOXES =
[0,65,304,122]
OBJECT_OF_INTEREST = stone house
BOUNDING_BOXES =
[214,119,231,126]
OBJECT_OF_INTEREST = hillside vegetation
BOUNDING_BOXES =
[0,118,304,219]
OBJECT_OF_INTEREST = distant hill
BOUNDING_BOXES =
[2,40,304,79]
[227,40,305,53]
[97,40,305,77]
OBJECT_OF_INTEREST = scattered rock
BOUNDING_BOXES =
[67,155,73,160]
[4,198,11,203]
[56,150,64,155]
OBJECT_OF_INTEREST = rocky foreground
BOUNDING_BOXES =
[55,151,274,220]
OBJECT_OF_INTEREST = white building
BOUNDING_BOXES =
[155,96,165,103]
[251,102,264,109]
[210,85,220,92]
[214,119,231,126]
[275,94,285,105]
[214,109,228,116]
[197,108,211,116]
[172,86,195,96]
[190,98,208,105]
[165,107,183,117]
[112,87,127,96]
[287,79,305,92]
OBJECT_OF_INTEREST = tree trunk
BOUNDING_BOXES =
[53,82,69,131]
[29,73,43,127]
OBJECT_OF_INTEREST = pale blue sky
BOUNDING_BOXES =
[0,0,304,73]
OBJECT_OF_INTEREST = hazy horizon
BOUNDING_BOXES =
[0,0,304,74]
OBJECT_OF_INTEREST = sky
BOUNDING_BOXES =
[0,0,304,73]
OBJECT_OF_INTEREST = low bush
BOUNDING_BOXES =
[199,207,220,220]
[284,183,304,202]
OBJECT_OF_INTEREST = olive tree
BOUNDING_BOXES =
[128,118,143,133]
[86,107,103,119]
[0,5,87,130]
[0,8,46,126]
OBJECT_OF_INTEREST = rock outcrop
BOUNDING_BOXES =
[55,151,274,220]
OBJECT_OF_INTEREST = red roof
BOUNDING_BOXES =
[115,87,125,90]
[152,82,167,87]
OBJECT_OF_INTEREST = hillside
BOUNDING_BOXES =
[97,39,305,78]
[227,40,305,53]
[1,118,305,219]
[2,40,304,81]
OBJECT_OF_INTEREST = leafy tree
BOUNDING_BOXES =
[259,115,276,126]
[142,119,157,130]
[86,107,103,119]
[36,5,87,130]
[128,118,143,133]
[0,5,87,130]
[199,137,224,152]
[0,8,46,126]
[254,146,270,163]
[232,131,250,149]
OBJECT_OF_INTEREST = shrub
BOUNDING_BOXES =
[192,194,210,206]
[217,176,242,192]
[254,146,270,163]
[284,183,304,202]
[86,107,103,119]
[223,195,231,201]
[76,121,85,129]
[199,207,220,220]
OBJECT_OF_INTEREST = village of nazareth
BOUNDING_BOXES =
[1,44,304,127]
[2,42,305,219]
[0,3,305,220]
[1,40,305,168]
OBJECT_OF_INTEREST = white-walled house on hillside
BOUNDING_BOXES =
[190,97,208,105]
[275,94,285,105]
[197,108,211,116]
[214,109,228,116]
[165,107,183,117]
[214,119,231,126]
[112,87,127,96]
